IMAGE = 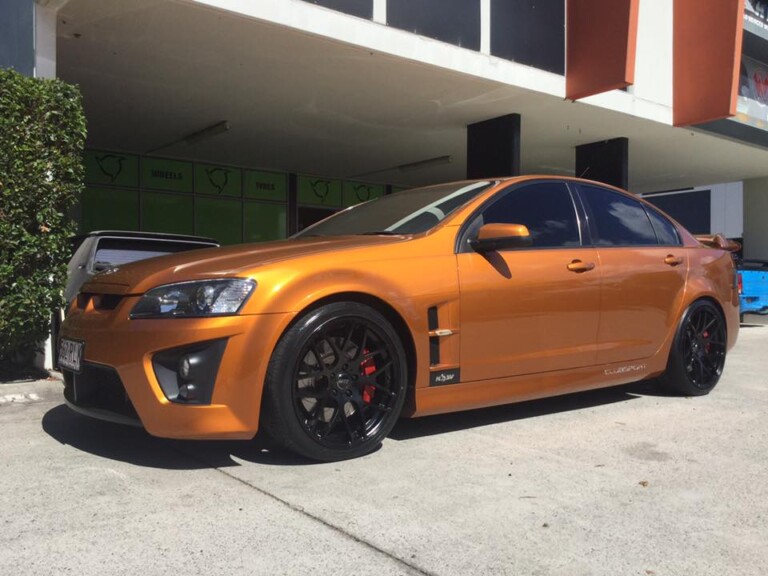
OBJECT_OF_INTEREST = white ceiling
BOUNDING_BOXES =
[57,0,768,193]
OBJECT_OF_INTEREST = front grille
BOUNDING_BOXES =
[76,293,124,310]
[93,294,123,310]
[63,363,139,420]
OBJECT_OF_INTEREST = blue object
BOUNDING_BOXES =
[739,260,768,317]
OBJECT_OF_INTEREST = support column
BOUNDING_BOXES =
[0,0,66,78]
[575,137,629,189]
[0,0,36,76]
[466,114,521,179]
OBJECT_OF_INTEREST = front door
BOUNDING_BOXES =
[457,181,601,382]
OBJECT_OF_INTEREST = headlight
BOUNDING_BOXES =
[130,279,256,319]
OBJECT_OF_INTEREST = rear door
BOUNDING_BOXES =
[577,184,688,364]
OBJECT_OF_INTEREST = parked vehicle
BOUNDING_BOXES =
[58,177,740,461]
[64,231,220,305]
[738,259,768,321]
[53,231,219,366]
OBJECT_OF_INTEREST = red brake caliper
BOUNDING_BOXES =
[703,330,710,353]
[360,349,376,404]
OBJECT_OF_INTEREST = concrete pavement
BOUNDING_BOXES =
[1,320,767,575]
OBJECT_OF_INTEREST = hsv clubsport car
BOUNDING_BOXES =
[59,176,739,461]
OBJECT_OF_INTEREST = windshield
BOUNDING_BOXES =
[295,181,494,237]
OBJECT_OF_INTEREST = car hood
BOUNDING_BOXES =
[81,235,411,294]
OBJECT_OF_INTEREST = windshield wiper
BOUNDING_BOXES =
[357,231,401,236]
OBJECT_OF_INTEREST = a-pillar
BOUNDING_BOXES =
[466,114,521,179]
[575,137,629,189]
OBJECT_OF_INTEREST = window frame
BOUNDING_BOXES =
[575,183,663,248]
[455,179,586,254]
[642,204,683,247]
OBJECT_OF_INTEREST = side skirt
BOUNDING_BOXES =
[410,358,666,418]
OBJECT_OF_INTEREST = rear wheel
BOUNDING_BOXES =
[660,299,726,396]
[262,302,407,461]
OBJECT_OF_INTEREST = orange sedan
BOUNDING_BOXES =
[58,176,739,461]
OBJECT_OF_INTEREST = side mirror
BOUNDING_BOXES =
[470,223,532,253]
[92,261,114,273]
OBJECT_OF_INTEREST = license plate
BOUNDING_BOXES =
[58,339,84,373]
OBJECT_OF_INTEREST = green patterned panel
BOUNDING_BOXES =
[244,202,287,243]
[81,187,139,233]
[142,192,194,235]
[195,163,242,197]
[84,150,139,188]
[141,157,193,193]
[298,175,342,207]
[244,170,288,202]
[343,181,385,207]
[195,197,242,245]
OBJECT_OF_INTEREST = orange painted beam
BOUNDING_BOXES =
[673,0,745,126]
[566,0,639,101]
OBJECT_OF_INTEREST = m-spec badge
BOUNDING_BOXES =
[430,369,460,386]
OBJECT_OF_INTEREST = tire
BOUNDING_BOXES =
[659,299,727,396]
[262,302,408,461]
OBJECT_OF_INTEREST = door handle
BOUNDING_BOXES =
[664,255,683,267]
[567,259,595,273]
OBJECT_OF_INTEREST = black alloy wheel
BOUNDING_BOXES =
[263,302,407,461]
[661,299,726,396]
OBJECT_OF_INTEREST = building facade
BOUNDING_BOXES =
[2,0,768,256]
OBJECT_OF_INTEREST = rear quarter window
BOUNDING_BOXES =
[579,185,658,247]
[644,206,682,246]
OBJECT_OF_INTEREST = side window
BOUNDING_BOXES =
[476,182,580,248]
[580,185,657,246]
[644,206,682,246]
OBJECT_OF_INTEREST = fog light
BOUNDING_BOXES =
[178,383,199,401]
[152,339,227,405]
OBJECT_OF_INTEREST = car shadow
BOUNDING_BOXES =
[389,379,659,441]
[42,378,664,469]
[41,404,313,469]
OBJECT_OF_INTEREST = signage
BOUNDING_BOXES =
[195,163,241,196]
[342,181,385,207]
[141,157,193,193]
[244,170,287,202]
[298,175,342,207]
[735,55,768,131]
[84,151,139,188]
[745,1,768,41]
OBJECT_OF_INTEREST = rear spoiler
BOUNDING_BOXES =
[694,233,741,252]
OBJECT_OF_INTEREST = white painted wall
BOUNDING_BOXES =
[632,0,673,109]
[641,182,744,238]
[34,0,69,79]
[743,177,768,258]
[710,181,744,238]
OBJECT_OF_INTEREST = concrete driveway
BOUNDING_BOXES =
[1,321,767,576]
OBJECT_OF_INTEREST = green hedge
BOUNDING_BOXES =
[0,68,86,365]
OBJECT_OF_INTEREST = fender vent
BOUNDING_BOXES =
[428,306,439,365]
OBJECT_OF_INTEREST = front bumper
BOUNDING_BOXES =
[60,295,292,440]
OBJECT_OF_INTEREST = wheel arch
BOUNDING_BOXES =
[269,291,419,414]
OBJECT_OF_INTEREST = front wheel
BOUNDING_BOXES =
[262,302,408,461]
[660,299,727,396]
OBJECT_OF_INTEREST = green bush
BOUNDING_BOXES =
[0,68,86,366]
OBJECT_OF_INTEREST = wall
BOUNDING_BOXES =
[0,0,35,76]
[632,0,673,108]
[641,181,743,238]
[743,177,768,258]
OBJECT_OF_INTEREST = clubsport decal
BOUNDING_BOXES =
[604,364,647,376]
